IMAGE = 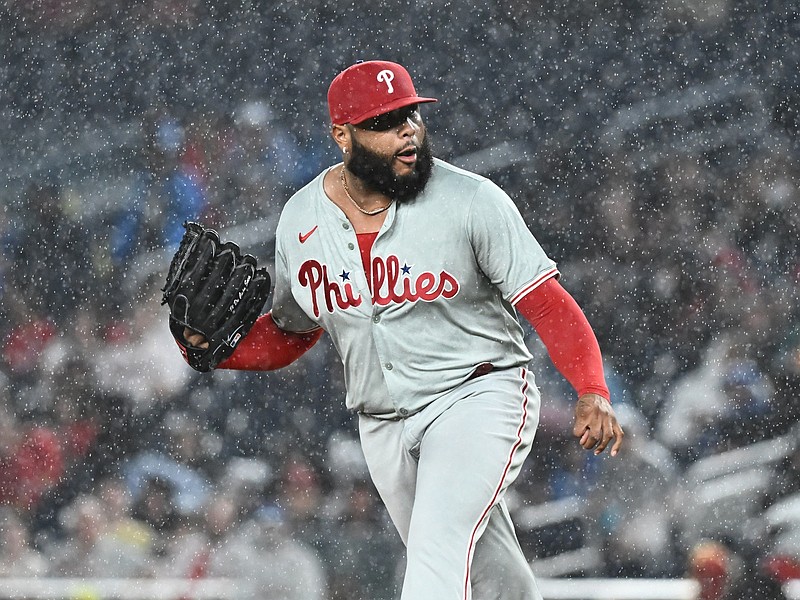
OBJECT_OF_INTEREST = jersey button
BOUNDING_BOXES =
[342,222,350,230]
[372,315,380,323]
[384,362,393,370]
[348,242,355,250]
[398,408,409,416]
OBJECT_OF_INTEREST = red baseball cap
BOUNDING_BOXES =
[327,60,437,125]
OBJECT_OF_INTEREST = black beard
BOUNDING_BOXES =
[345,135,434,203]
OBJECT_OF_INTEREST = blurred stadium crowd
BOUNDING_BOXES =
[0,0,799,598]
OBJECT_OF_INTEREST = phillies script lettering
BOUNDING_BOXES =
[298,255,459,317]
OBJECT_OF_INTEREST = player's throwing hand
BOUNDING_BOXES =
[573,393,625,456]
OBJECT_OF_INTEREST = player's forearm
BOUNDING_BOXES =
[515,277,610,400]
[217,312,323,371]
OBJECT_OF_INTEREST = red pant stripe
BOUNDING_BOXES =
[462,367,529,599]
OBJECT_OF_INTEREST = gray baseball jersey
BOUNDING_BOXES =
[271,158,558,418]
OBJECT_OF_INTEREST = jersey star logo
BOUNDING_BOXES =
[299,225,319,244]
[340,270,350,281]
[401,263,412,275]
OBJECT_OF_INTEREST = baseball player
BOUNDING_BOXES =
[168,60,623,600]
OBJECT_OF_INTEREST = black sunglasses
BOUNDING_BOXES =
[354,104,420,132]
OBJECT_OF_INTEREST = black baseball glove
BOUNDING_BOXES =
[162,222,271,372]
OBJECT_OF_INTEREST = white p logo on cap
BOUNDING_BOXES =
[377,69,395,94]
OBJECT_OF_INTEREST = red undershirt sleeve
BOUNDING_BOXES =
[515,276,610,400]
[216,312,323,371]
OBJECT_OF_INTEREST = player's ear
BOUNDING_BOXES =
[331,123,349,154]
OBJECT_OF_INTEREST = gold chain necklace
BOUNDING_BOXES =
[340,168,393,216]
